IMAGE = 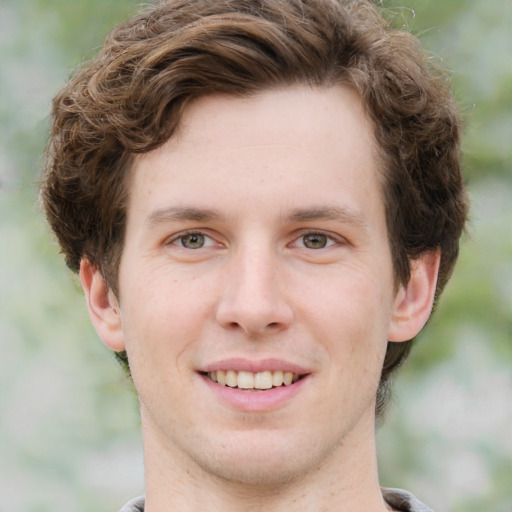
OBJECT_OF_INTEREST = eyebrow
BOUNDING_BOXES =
[285,206,368,229]
[145,206,224,225]
[145,205,368,229]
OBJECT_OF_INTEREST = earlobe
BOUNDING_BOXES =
[387,250,441,343]
[79,259,126,351]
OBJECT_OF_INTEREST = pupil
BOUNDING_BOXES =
[183,233,204,248]
[304,234,327,249]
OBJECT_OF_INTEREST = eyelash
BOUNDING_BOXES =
[166,229,341,250]
[291,230,340,250]
[166,230,217,249]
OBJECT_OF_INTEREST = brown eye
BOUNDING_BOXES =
[180,233,205,249]
[302,233,328,249]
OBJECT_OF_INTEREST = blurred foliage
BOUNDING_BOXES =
[376,3,512,512]
[0,0,510,511]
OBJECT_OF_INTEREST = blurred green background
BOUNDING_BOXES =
[0,1,510,511]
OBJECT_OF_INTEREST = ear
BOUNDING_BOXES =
[79,259,126,351]
[387,250,441,342]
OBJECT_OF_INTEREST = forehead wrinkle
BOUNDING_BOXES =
[145,206,224,225]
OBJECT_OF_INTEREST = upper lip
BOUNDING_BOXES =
[200,358,310,375]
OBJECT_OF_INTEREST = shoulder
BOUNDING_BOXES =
[382,487,433,512]
[118,496,145,512]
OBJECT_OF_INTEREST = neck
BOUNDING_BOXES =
[141,409,390,512]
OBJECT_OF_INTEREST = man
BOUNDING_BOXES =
[41,0,468,510]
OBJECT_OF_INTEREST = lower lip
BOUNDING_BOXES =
[200,374,308,412]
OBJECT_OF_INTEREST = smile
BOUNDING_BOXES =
[207,370,300,390]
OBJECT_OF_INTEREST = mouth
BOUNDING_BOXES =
[203,370,303,391]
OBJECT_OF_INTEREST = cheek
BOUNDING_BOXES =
[119,269,216,367]
[299,261,393,323]
[300,269,392,365]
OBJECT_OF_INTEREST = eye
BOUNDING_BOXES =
[302,233,328,249]
[170,231,215,249]
[295,232,337,249]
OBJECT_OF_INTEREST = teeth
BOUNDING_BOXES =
[226,370,237,387]
[254,371,272,389]
[283,371,293,385]
[272,370,283,386]
[237,371,254,389]
[207,370,301,389]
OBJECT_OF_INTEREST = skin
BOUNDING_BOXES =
[81,85,439,511]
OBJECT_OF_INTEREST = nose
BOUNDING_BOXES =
[215,244,294,336]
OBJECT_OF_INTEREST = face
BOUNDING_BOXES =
[84,86,433,486]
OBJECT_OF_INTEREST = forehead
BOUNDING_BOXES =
[175,85,375,153]
[128,85,382,221]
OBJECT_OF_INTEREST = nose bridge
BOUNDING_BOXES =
[215,237,292,335]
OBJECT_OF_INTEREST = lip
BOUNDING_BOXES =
[201,358,309,374]
[198,358,311,412]
[201,373,309,412]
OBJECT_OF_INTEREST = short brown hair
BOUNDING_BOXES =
[41,0,469,417]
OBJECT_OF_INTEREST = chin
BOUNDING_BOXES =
[199,456,306,487]
[191,431,337,487]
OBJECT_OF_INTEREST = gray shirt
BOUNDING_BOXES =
[119,488,433,511]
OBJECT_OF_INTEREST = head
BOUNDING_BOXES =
[41,0,468,418]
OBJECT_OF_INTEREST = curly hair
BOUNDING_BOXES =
[41,0,469,417]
